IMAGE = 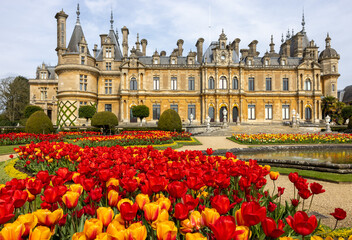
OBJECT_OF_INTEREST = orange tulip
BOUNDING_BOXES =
[235,225,251,240]
[200,208,220,227]
[106,178,119,188]
[95,232,113,240]
[29,226,52,240]
[34,209,63,227]
[127,222,147,240]
[269,171,280,180]
[156,197,171,211]
[25,190,36,202]
[83,218,103,240]
[97,207,114,227]
[113,214,126,226]
[107,219,125,237]
[235,209,246,226]
[156,221,177,240]
[69,184,84,194]
[117,198,133,211]
[180,211,202,234]
[108,189,119,207]
[136,194,150,210]
[62,191,80,209]
[0,221,25,240]
[143,202,160,222]
[151,209,169,230]
[16,213,38,236]
[72,232,87,240]
[185,232,207,240]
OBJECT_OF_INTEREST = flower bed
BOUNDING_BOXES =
[230,133,352,145]
[0,143,347,239]
[75,131,192,147]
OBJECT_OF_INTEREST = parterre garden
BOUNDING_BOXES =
[0,131,351,240]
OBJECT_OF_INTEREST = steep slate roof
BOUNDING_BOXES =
[138,56,200,65]
[67,24,91,55]
[95,30,123,61]
[47,66,56,79]
[342,85,352,104]
[203,41,240,63]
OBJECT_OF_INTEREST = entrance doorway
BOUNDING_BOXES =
[232,107,238,122]
[219,106,228,122]
[208,106,215,122]
[130,108,137,122]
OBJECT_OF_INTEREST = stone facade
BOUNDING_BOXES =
[29,5,340,127]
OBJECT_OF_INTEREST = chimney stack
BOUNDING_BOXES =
[195,38,204,63]
[248,40,258,56]
[177,39,184,56]
[121,26,129,57]
[141,39,148,56]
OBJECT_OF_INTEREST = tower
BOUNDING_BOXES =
[55,9,68,64]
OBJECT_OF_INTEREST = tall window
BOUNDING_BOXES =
[219,76,227,89]
[81,46,85,53]
[105,104,112,112]
[208,77,214,89]
[153,77,160,90]
[106,62,111,70]
[248,77,255,91]
[81,56,85,65]
[40,72,47,79]
[171,77,177,90]
[106,47,112,58]
[170,104,178,113]
[265,104,273,120]
[332,84,335,91]
[105,80,112,94]
[305,79,311,91]
[232,77,238,89]
[80,75,87,91]
[60,23,64,47]
[130,77,137,90]
[248,104,255,120]
[153,104,160,120]
[305,107,312,120]
[40,87,47,100]
[283,78,289,91]
[188,105,196,120]
[188,77,195,90]
[282,105,290,120]
[266,78,272,91]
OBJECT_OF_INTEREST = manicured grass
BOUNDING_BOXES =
[271,166,352,183]
[0,144,22,155]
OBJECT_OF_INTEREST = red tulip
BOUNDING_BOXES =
[182,194,199,211]
[26,179,43,196]
[268,202,277,212]
[277,187,285,196]
[120,202,138,221]
[148,175,168,193]
[36,171,51,186]
[185,176,204,191]
[286,211,317,236]
[209,216,244,240]
[211,195,235,215]
[291,199,299,207]
[121,178,139,193]
[56,167,72,181]
[13,190,28,208]
[310,182,325,195]
[330,208,346,221]
[261,217,285,238]
[241,201,267,226]
[206,148,214,155]
[298,189,312,200]
[288,172,299,183]
[0,203,14,224]
[173,203,189,221]
[89,188,103,202]
[167,181,188,199]
[41,186,59,204]
[82,178,96,192]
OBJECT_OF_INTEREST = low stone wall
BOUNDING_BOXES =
[209,145,352,174]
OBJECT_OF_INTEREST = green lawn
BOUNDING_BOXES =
[0,144,22,155]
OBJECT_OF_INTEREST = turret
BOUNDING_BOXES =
[55,9,68,64]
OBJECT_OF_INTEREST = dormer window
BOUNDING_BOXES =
[81,46,85,53]
[105,47,112,58]
[171,59,176,64]
[40,72,47,79]
[81,56,85,65]
[265,60,269,66]
[248,59,252,66]
[281,60,286,66]
[154,59,158,64]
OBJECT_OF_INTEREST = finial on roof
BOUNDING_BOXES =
[222,28,224,34]
[110,10,114,30]
[270,35,275,53]
[281,33,284,43]
[271,35,273,43]
[286,29,291,39]
[76,3,80,25]
[301,8,306,32]
[292,29,294,36]
[327,32,330,38]
[137,33,139,42]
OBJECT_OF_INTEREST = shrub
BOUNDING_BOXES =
[158,109,182,132]
[342,105,352,122]
[91,111,118,134]
[79,105,96,122]
[132,105,150,122]
[348,117,352,130]
[24,105,43,118]
[25,111,54,134]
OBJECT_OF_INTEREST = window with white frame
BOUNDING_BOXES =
[248,104,255,120]
[130,77,137,90]
[105,104,112,112]
[265,104,273,120]
[188,105,196,120]
[208,77,214,89]
[105,80,112,94]
[40,87,47,100]
[153,77,160,90]
[305,79,312,91]
[282,105,290,120]
[80,75,87,91]
[219,76,227,89]
[248,77,255,91]
[171,77,177,90]
[170,104,178,113]
[232,77,238,90]
[266,78,272,91]
[188,77,195,90]
[283,78,289,91]
[153,104,160,120]
[105,47,112,58]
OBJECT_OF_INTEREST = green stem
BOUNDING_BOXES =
[308,194,314,212]
[272,180,276,196]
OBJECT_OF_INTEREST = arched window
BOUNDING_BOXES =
[130,77,137,90]
[305,107,312,121]
[305,79,311,91]
[219,76,227,89]
[208,77,214,89]
[232,77,238,89]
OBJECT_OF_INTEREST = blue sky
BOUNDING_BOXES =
[0,0,350,89]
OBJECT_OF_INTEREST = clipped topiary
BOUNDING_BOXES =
[91,111,118,134]
[25,111,54,134]
[24,105,43,118]
[79,105,96,122]
[348,117,352,129]
[132,105,150,122]
[158,109,182,132]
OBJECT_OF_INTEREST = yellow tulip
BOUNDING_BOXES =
[156,197,171,211]
[117,198,134,211]
[62,191,80,209]
[16,213,38,236]
[200,208,220,227]
[106,219,126,237]
[236,226,251,240]
[113,214,126,226]
[0,184,5,191]
[69,184,84,194]
[269,171,280,180]
[143,202,160,222]
[29,226,52,240]
[185,232,207,240]
[95,232,113,240]
[106,178,119,188]
[156,221,177,240]
[263,165,271,172]
[34,208,63,227]
[180,211,201,235]
[72,172,81,183]
[108,189,119,207]
[310,237,324,240]
[25,190,36,202]
[152,209,169,230]
[97,207,114,227]
[72,232,87,240]
[136,193,150,210]
[83,218,103,240]
[235,209,246,226]
[0,221,25,240]
[127,222,147,240]
[279,237,299,240]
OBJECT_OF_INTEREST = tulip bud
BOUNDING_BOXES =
[29,226,52,240]
[136,193,150,210]
[269,171,279,180]
[62,191,80,209]
[72,232,87,240]
[97,207,114,227]
[107,189,119,207]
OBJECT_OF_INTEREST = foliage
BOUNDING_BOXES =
[0,76,29,122]
[24,105,43,118]
[158,109,182,132]
[321,96,345,124]
[78,105,96,121]
[131,105,150,121]
[342,105,352,122]
[25,111,54,134]
[348,117,352,130]
[91,111,118,134]
[0,113,14,126]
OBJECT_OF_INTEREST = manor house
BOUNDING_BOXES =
[29,5,340,127]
